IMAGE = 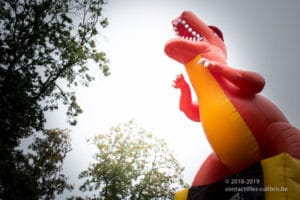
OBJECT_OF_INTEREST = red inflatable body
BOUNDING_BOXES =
[165,11,300,186]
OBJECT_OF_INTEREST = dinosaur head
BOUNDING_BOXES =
[165,11,227,64]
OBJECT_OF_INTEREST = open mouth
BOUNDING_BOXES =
[165,11,225,64]
[173,18,204,42]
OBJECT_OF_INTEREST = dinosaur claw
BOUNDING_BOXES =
[197,58,210,68]
[204,61,210,68]
[197,58,205,65]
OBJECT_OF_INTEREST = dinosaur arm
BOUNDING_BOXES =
[205,61,265,94]
[222,67,265,94]
[173,74,200,122]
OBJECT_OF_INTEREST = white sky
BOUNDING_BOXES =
[46,0,300,198]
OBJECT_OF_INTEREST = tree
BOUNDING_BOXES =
[73,121,188,200]
[0,0,109,199]
[0,0,109,146]
[26,129,73,199]
[1,129,73,199]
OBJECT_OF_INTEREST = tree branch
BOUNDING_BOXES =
[34,60,75,101]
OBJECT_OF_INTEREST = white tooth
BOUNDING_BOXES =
[178,19,182,23]
[196,34,203,41]
[184,24,189,28]
[188,28,192,32]
[181,20,186,25]
[192,31,196,36]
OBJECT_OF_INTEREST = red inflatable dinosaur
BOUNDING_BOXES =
[164,11,300,186]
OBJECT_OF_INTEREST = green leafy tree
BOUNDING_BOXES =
[73,121,188,200]
[26,129,73,199]
[0,0,109,199]
[1,129,73,199]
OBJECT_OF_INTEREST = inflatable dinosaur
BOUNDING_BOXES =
[164,11,300,187]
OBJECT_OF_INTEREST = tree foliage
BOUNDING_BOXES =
[72,121,187,200]
[1,129,73,199]
[0,0,109,148]
[0,0,109,199]
[27,129,73,199]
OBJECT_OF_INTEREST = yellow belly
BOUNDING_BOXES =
[184,55,261,171]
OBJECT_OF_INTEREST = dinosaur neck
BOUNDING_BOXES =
[184,55,221,105]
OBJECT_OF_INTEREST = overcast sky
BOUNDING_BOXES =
[47,0,300,198]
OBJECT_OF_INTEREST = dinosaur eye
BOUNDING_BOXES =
[208,25,224,41]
